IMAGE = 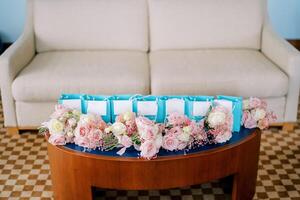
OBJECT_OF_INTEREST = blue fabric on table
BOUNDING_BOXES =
[64,127,254,158]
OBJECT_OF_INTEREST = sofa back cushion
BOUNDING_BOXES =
[34,0,148,52]
[149,0,265,50]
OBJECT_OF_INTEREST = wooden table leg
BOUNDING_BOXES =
[231,130,261,200]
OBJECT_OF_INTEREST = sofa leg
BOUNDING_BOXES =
[6,127,20,137]
[282,123,295,131]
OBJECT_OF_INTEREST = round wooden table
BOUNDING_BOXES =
[47,128,261,200]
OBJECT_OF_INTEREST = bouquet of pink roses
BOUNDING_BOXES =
[242,97,277,130]
[135,116,163,160]
[106,112,138,155]
[204,105,233,143]
[162,113,207,151]
[39,104,81,145]
[73,113,108,150]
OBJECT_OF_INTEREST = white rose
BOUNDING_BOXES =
[48,119,64,135]
[177,132,190,142]
[104,126,112,133]
[243,99,250,110]
[252,108,266,121]
[182,126,191,134]
[111,122,127,136]
[155,134,163,149]
[207,111,226,128]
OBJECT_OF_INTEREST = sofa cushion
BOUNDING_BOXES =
[12,51,150,102]
[148,0,265,50]
[150,50,288,98]
[34,0,148,52]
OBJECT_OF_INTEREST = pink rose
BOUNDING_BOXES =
[162,135,179,151]
[242,110,250,125]
[215,130,232,143]
[249,97,262,109]
[51,104,68,119]
[165,126,183,137]
[136,116,155,127]
[177,141,188,150]
[266,111,277,123]
[140,140,158,160]
[74,137,89,148]
[125,120,137,136]
[48,134,66,146]
[167,113,191,127]
[258,118,269,130]
[119,135,132,148]
[244,116,257,129]
[79,127,87,136]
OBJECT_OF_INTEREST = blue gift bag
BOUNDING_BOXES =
[110,95,140,123]
[158,96,188,123]
[58,94,85,112]
[83,95,111,123]
[215,95,243,132]
[134,96,164,122]
[187,96,214,121]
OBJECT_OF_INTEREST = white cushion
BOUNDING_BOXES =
[12,51,150,101]
[34,0,148,52]
[148,0,265,50]
[150,50,288,98]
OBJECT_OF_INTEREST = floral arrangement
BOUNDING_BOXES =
[135,116,163,159]
[40,97,276,160]
[163,113,207,151]
[204,105,233,143]
[242,97,277,130]
[39,105,81,145]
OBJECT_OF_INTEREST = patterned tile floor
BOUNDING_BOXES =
[0,100,300,200]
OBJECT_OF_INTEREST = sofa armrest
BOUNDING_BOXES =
[0,32,35,126]
[262,24,300,122]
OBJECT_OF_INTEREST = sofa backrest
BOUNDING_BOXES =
[33,0,148,53]
[149,0,266,51]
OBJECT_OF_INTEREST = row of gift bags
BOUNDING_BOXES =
[59,94,243,132]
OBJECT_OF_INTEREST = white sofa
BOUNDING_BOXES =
[0,0,299,134]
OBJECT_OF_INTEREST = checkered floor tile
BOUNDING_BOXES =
[0,98,300,199]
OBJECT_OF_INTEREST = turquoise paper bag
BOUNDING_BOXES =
[83,95,111,123]
[58,94,85,112]
[187,96,214,121]
[159,96,189,123]
[215,95,243,132]
[110,95,140,123]
[134,96,164,122]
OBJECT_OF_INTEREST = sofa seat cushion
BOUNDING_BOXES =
[12,51,150,102]
[150,50,288,98]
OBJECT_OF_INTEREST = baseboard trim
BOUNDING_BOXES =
[288,40,300,50]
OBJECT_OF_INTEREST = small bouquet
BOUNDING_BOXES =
[204,105,233,144]
[135,116,163,159]
[242,97,277,130]
[107,112,138,155]
[39,104,81,145]
[162,113,207,151]
[73,113,108,150]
